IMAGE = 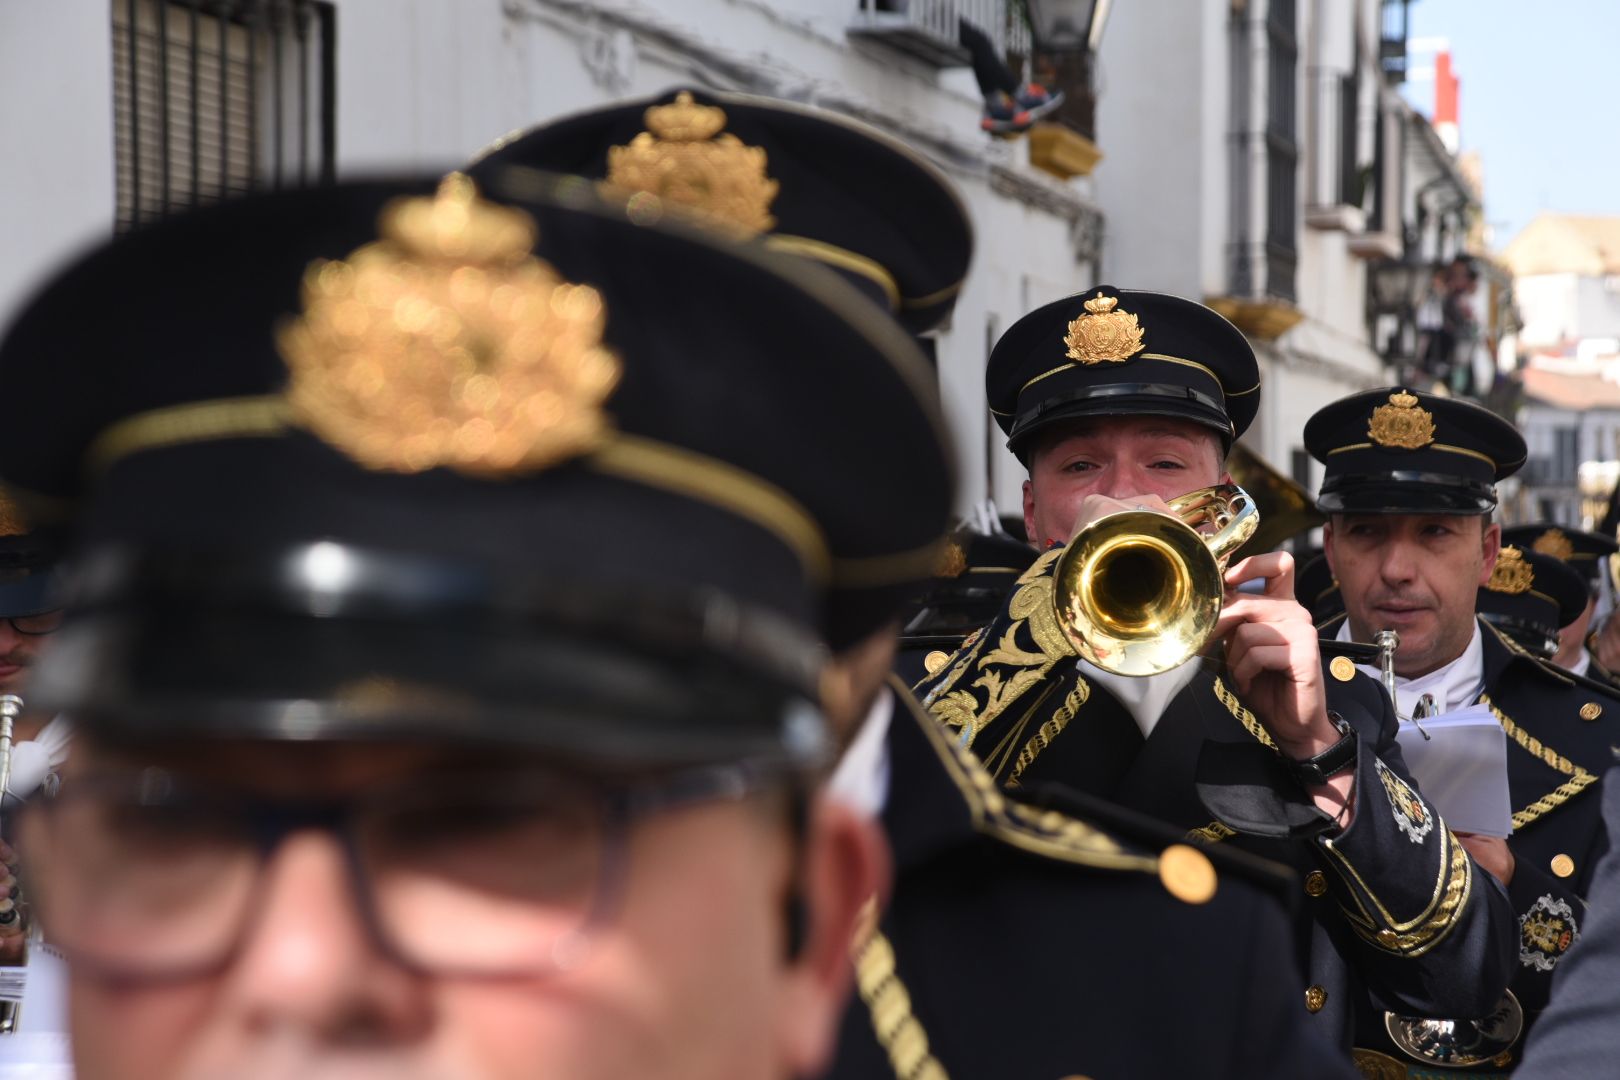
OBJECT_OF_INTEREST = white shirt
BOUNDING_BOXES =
[1339,619,1485,717]
[1082,658,1202,738]
[826,690,894,817]
[1566,649,1593,680]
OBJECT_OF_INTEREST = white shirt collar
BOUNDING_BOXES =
[1565,649,1593,680]
[824,690,893,817]
[1339,618,1485,717]
[1081,657,1202,738]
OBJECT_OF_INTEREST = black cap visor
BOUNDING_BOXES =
[1007,385,1234,462]
[1316,473,1498,516]
[32,545,831,771]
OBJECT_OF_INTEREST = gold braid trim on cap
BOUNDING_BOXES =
[0,484,32,537]
[79,398,835,582]
[602,92,779,238]
[765,235,900,310]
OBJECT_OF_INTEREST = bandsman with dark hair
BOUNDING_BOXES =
[1309,387,1620,1074]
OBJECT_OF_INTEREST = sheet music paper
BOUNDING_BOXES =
[1393,703,1514,838]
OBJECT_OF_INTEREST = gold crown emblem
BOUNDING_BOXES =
[278,173,623,477]
[1367,389,1435,450]
[936,540,968,579]
[1488,546,1534,594]
[1063,292,1145,365]
[1532,528,1576,561]
[0,486,28,538]
[602,92,779,238]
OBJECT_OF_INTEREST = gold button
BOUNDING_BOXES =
[923,650,950,675]
[1551,853,1576,878]
[1581,702,1603,721]
[1330,655,1356,682]
[1304,870,1328,897]
[1376,929,1400,948]
[1304,985,1327,1013]
[1158,844,1217,905]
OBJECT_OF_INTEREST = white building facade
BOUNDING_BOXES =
[3,0,1469,522]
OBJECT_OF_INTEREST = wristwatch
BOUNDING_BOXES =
[1287,712,1357,787]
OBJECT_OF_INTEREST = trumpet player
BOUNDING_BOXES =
[915,289,1516,1061]
[1307,387,1620,1074]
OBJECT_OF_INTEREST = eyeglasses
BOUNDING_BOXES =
[4,611,62,636]
[21,761,791,982]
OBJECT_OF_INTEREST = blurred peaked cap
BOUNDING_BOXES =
[466,87,973,334]
[1305,387,1525,515]
[1294,550,1344,625]
[0,173,954,762]
[1501,524,1617,593]
[985,288,1260,462]
[901,527,1037,640]
[0,482,60,619]
[1476,546,1590,659]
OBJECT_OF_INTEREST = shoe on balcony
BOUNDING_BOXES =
[979,84,1065,136]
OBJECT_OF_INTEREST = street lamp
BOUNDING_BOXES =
[1367,255,1434,379]
[1024,0,1111,53]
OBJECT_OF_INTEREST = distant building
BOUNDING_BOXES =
[1502,214,1620,353]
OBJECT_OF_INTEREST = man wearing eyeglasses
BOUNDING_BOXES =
[0,174,954,1080]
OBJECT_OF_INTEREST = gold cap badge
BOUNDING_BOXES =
[0,486,29,538]
[279,173,622,477]
[1367,390,1435,450]
[1533,528,1575,561]
[603,92,779,237]
[1487,546,1534,594]
[936,540,968,579]
[1064,292,1145,365]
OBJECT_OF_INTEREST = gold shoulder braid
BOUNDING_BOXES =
[1063,292,1144,365]
[849,898,950,1080]
[1367,390,1435,450]
[1486,547,1534,594]
[1477,693,1599,829]
[602,91,779,238]
[278,173,622,477]
[925,549,1077,753]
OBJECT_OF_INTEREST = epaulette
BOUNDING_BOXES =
[890,675,1256,908]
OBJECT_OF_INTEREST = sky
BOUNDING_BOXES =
[1401,0,1620,251]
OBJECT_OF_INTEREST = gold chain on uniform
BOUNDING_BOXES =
[1477,693,1599,829]
[851,900,950,1080]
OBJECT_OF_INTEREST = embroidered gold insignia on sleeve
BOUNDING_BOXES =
[1487,547,1534,595]
[1063,292,1145,365]
[1367,390,1436,450]
[1520,894,1579,971]
[279,173,622,478]
[1376,759,1435,844]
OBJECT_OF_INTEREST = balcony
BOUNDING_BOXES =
[848,0,1030,70]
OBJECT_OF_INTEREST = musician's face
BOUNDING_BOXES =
[1555,594,1597,672]
[0,616,48,691]
[1022,416,1226,547]
[60,740,882,1080]
[1324,513,1499,678]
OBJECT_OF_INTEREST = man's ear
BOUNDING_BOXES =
[1022,477,1037,546]
[1479,520,1502,586]
[1321,518,1336,576]
[776,799,890,1077]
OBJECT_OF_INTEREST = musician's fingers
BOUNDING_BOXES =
[1224,551,1296,598]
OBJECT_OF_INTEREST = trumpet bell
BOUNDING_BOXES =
[1050,485,1258,678]
[1384,990,1523,1069]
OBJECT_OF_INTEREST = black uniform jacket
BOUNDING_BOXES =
[827,680,1358,1080]
[1322,614,1620,1074]
[906,550,1517,1056]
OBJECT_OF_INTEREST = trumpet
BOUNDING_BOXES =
[1050,484,1258,677]
[0,693,20,1036]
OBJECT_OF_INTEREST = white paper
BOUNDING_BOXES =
[1393,704,1514,838]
